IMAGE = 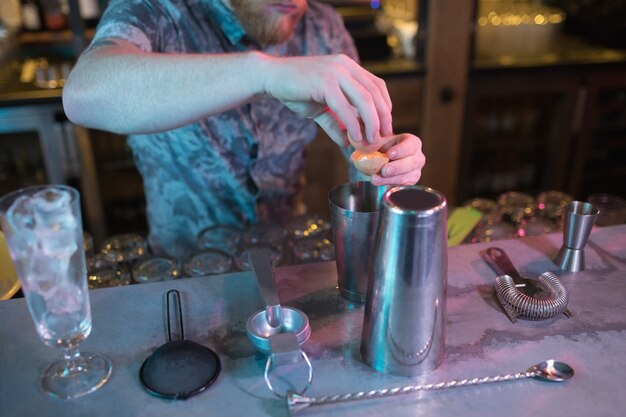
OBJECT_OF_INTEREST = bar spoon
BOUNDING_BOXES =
[287,359,574,414]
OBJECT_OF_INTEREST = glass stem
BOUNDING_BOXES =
[62,345,83,374]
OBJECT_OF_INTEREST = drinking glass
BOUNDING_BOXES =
[292,236,335,264]
[183,249,232,277]
[536,190,573,222]
[131,255,180,284]
[285,214,331,240]
[241,222,287,248]
[100,233,148,264]
[235,243,283,271]
[497,191,535,224]
[196,225,242,256]
[87,254,132,289]
[586,193,626,227]
[0,185,112,399]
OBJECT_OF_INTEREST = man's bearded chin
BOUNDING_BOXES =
[244,16,299,45]
[229,1,306,46]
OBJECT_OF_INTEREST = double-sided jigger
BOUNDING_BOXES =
[245,248,312,397]
[554,201,599,272]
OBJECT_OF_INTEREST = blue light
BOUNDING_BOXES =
[370,0,380,10]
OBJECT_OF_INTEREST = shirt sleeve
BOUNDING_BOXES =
[90,0,163,53]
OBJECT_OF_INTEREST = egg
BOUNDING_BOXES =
[347,131,389,176]
[351,150,389,176]
[347,131,382,154]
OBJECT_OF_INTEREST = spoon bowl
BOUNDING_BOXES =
[531,359,575,382]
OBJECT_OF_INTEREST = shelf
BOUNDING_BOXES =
[472,34,626,71]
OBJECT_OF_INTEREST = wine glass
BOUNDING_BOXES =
[0,185,112,399]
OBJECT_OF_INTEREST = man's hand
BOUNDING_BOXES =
[260,53,393,147]
[370,133,425,186]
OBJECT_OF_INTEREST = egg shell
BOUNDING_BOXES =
[347,131,384,154]
[351,150,389,176]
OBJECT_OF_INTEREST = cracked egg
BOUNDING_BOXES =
[348,131,389,176]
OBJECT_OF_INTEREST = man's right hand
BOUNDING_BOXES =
[259,53,394,148]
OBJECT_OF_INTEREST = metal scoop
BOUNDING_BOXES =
[287,359,574,414]
[246,248,311,354]
[482,247,571,323]
[246,248,313,398]
[248,247,284,328]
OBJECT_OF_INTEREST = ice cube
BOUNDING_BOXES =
[31,188,78,258]
[37,229,79,259]
[45,284,85,315]
[27,253,67,294]
[6,195,35,230]
[32,188,76,231]
[5,195,36,259]
[33,188,71,211]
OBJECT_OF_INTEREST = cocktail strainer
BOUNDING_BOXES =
[482,248,570,323]
[140,290,221,399]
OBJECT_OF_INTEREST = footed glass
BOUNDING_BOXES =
[0,185,112,399]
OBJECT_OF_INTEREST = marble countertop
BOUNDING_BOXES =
[1,224,625,417]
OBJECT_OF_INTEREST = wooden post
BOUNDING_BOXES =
[420,0,474,205]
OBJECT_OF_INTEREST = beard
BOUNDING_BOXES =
[229,0,307,45]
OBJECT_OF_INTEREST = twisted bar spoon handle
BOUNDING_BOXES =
[287,360,574,415]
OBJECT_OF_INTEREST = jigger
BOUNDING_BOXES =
[554,201,598,272]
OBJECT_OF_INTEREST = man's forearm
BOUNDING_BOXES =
[64,41,395,147]
[63,44,266,134]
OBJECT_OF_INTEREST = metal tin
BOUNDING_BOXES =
[361,185,448,376]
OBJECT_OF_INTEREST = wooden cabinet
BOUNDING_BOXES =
[457,70,581,203]
[457,67,626,204]
[569,70,626,199]
[418,0,626,205]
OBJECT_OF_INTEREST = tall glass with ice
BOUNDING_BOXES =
[0,185,112,399]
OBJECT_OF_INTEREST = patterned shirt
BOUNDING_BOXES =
[90,0,358,257]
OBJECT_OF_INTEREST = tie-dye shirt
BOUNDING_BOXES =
[90,0,358,257]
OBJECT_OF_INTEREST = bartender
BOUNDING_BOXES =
[62,0,425,258]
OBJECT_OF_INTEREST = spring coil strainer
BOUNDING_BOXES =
[495,272,569,321]
[483,247,571,323]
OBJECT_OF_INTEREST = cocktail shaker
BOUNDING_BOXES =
[361,185,448,377]
[328,182,388,303]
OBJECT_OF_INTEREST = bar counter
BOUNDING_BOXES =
[1,225,626,416]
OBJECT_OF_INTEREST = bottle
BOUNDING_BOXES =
[40,0,67,31]
[0,0,22,31]
[78,0,100,28]
[20,0,43,32]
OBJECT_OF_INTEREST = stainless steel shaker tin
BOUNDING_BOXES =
[361,185,448,376]
[328,182,388,303]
